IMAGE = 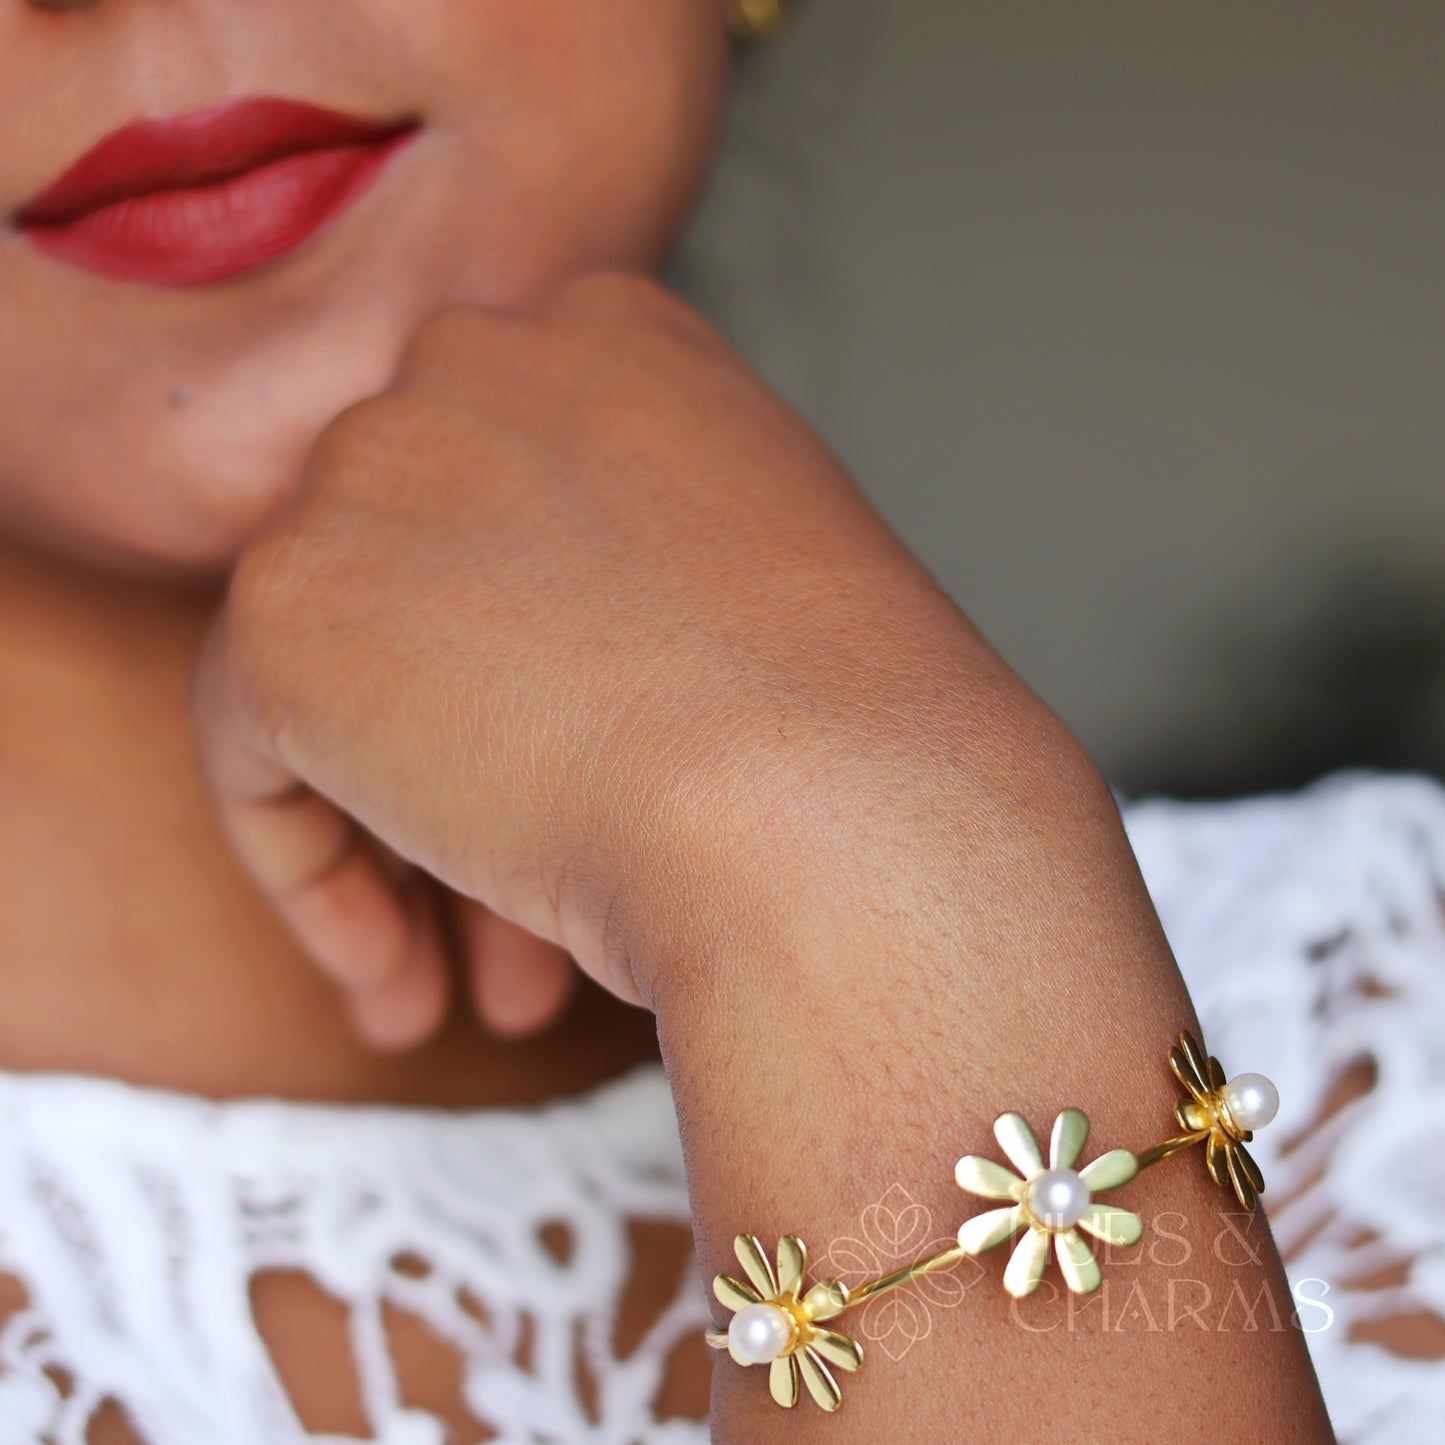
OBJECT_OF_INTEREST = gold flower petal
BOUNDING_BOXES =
[1003,1226,1050,1297]
[1076,1203,1142,1248]
[1207,1054,1227,1093]
[1055,1229,1102,1294]
[770,1354,801,1409]
[735,1234,779,1298]
[958,1204,1023,1255]
[1050,1108,1090,1171]
[994,1113,1044,1178]
[1169,1047,1206,1102]
[1205,1132,1230,1187]
[776,1236,807,1298]
[809,1327,863,1373]
[1178,1032,1212,1092]
[802,1278,851,1322]
[955,1155,1022,1200]
[1226,1146,1258,1211]
[714,1274,762,1312]
[1078,1148,1138,1193]
[1234,1140,1266,1195]
[799,1347,842,1412]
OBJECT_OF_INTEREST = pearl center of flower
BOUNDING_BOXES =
[1026,1168,1091,1230]
[1222,1072,1279,1132]
[728,1302,794,1365]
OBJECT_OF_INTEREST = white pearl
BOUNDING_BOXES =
[1026,1168,1091,1230]
[1223,1072,1279,1132]
[728,1303,794,1365]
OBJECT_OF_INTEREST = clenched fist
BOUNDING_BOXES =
[193,272,1012,1047]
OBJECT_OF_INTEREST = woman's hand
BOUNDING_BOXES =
[192,271,981,1046]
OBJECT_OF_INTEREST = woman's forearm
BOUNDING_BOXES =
[645,696,1333,1442]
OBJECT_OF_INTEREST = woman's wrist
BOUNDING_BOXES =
[615,680,1122,1012]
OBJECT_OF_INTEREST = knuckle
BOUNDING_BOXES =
[302,390,424,503]
[556,268,661,311]
[212,554,296,746]
[227,443,379,666]
[552,272,732,380]
[313,389,412,464]
[225,523,314,663]
[397,302,518,383]
[221,511,358,748]
[551,270,694,337]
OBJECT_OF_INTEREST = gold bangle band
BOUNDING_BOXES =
[706,1030,1280,1412]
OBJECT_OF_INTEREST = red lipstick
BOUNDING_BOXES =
[14,97,418,287]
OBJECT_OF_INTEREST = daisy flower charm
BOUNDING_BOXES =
[707,1234,863,1411]
[1157,1030,1277,1210]
[954,1109,1143,1297]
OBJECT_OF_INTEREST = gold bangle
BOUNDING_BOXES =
[705,1030,1280,1412]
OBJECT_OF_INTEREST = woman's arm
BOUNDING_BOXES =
[658,722,1330,1441]
[194,273,1333,1441]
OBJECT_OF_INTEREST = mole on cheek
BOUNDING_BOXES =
[169,386,191,409]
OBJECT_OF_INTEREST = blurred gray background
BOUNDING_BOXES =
[675,1,1445,795]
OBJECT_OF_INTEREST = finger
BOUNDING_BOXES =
[252,790,415,990]
[192,616,452,1025]
[459,900,577,1038]
[346,883,454,1051]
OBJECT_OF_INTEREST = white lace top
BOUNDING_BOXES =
[1,773,1442,1443]
[0,1068,708,1445]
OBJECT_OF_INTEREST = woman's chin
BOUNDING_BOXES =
[19,439,308,583]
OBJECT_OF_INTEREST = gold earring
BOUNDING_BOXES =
[727,0,790,43]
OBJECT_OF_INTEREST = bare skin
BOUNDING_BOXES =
[0,2,1336,1439]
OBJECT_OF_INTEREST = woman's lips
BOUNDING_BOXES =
[14,97,418,287]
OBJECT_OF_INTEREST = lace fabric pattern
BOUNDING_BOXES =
[0,1068,709,1445]
[1,773,1442,1442]
[1126,774,1445,1445]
